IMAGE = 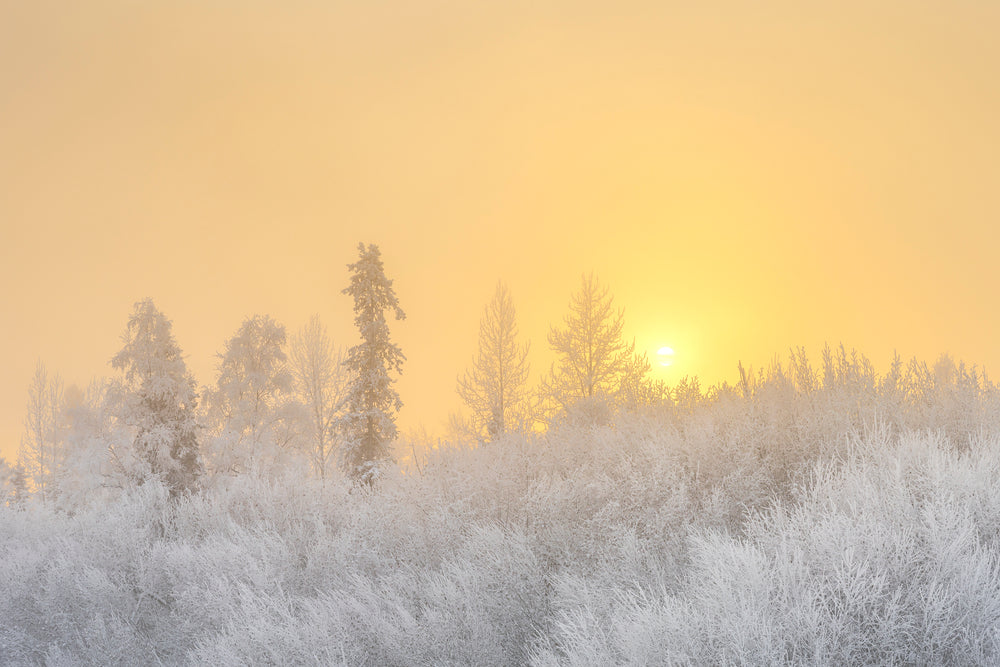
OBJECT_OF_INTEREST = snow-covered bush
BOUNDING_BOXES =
[535,431,1000,665]
[4,347,1000,664]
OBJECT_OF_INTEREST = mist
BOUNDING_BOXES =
[4,1,1000,664]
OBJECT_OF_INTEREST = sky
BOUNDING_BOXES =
[2,1,999,460]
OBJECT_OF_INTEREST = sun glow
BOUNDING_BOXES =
[656,346,675,367]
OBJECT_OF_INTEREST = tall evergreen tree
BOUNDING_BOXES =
[457,282,531,441]
[111,299,202,494]
[336,243,405,486]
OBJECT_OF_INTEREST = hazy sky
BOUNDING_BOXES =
[2,1,999,460]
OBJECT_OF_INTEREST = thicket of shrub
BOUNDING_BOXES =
[3,349,1000,665]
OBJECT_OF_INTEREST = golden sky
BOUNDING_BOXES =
[2,1,999,459]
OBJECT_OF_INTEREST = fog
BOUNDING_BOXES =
[3,0,1000,460]
[3,1,1000,664]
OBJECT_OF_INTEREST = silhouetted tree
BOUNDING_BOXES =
[544,273,646,412]
[111,299,202,495]
[336,244,405,486]
[457,282,532,441]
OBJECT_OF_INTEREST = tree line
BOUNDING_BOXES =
[4,242,663,505]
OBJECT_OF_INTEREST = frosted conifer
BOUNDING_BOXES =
[111,299,202,494]
[336,243,405,486]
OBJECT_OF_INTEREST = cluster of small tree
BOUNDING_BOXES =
[7,255,672,504]
[12,245,1000,509]
[6,242,405,505]
[455,273,660,444]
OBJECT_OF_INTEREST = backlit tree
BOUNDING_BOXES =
[290,315,350,479]
[111,299,202,494]
[544,273,647,414]
[335,243,406,486]
[204,314,296,474]
[457,282,532,441]
[16,361,66,503]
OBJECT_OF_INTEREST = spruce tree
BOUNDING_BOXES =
[336,243,405,486]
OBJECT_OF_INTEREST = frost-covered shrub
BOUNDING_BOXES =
[5,349,1000,665]
[534,432,1000,665]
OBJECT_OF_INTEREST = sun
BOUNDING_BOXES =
[656,346,675,367]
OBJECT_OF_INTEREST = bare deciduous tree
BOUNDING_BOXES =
[457,282,532,441]
[204,315,296,474]
[544,273,646,412]
[17,361,66,503]
[290,315,350,479]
